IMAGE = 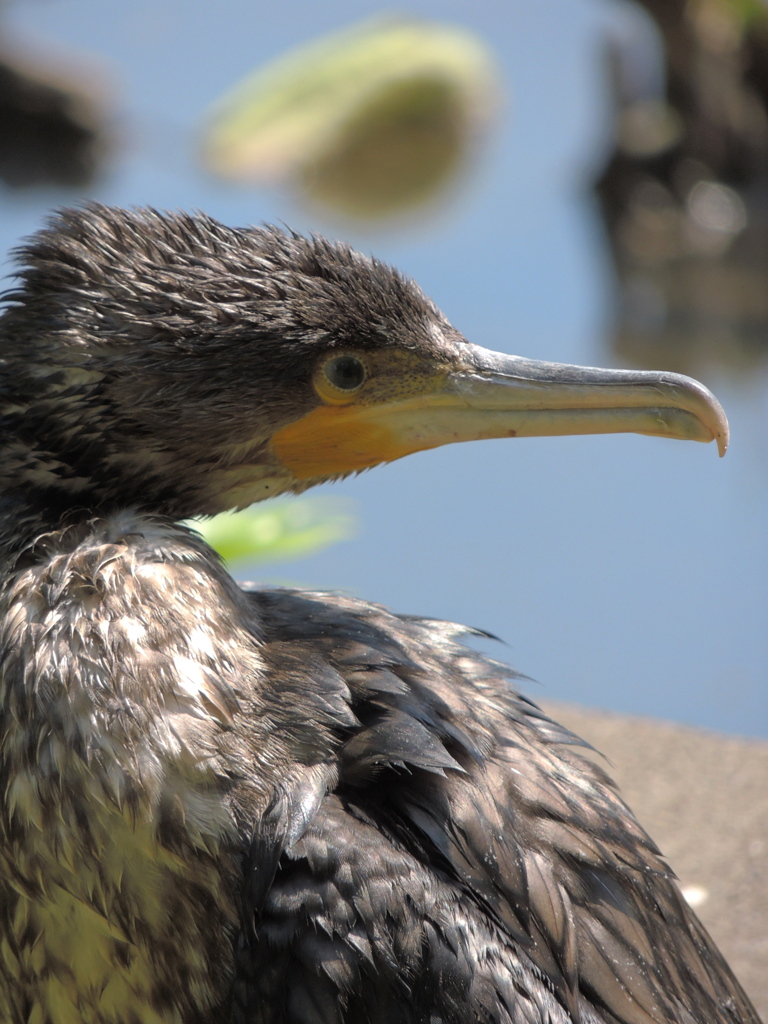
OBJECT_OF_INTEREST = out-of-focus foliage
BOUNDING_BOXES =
[201,17,499,220]
[728,0,768,28]
[189,496,357,567]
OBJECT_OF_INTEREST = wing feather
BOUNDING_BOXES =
[234,586,758,1024]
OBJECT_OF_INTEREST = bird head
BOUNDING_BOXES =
[0,204,728,522]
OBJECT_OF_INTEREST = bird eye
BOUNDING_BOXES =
[324,355,366,391]
[314,354,368,404]
[315,352,370,403]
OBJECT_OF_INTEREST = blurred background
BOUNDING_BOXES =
[2,0,767,738]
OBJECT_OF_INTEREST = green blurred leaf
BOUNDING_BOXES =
[201,16,500,219]
[188,497,357,566]
[726,0,768,28]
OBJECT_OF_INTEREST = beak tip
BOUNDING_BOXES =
[712,406,729,457]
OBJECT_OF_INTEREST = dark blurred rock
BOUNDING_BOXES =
[0,49,109,189]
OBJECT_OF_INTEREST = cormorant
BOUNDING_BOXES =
[0,204,755,1024]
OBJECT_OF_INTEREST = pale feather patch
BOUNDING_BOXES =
[0,511,260,1022]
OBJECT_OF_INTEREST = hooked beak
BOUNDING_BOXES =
[271,344,729,482]
[445,345,728,455]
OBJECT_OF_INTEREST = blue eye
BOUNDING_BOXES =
[324,355,366,391]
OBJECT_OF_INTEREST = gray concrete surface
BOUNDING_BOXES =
[542,702,768,1021]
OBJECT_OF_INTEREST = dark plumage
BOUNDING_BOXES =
[0,204,755,1024]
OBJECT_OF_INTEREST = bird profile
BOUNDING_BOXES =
[0,204,754,1024]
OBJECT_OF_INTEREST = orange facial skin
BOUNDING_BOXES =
[271,402,438,479]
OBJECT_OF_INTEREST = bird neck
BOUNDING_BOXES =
[0,489,117,565]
